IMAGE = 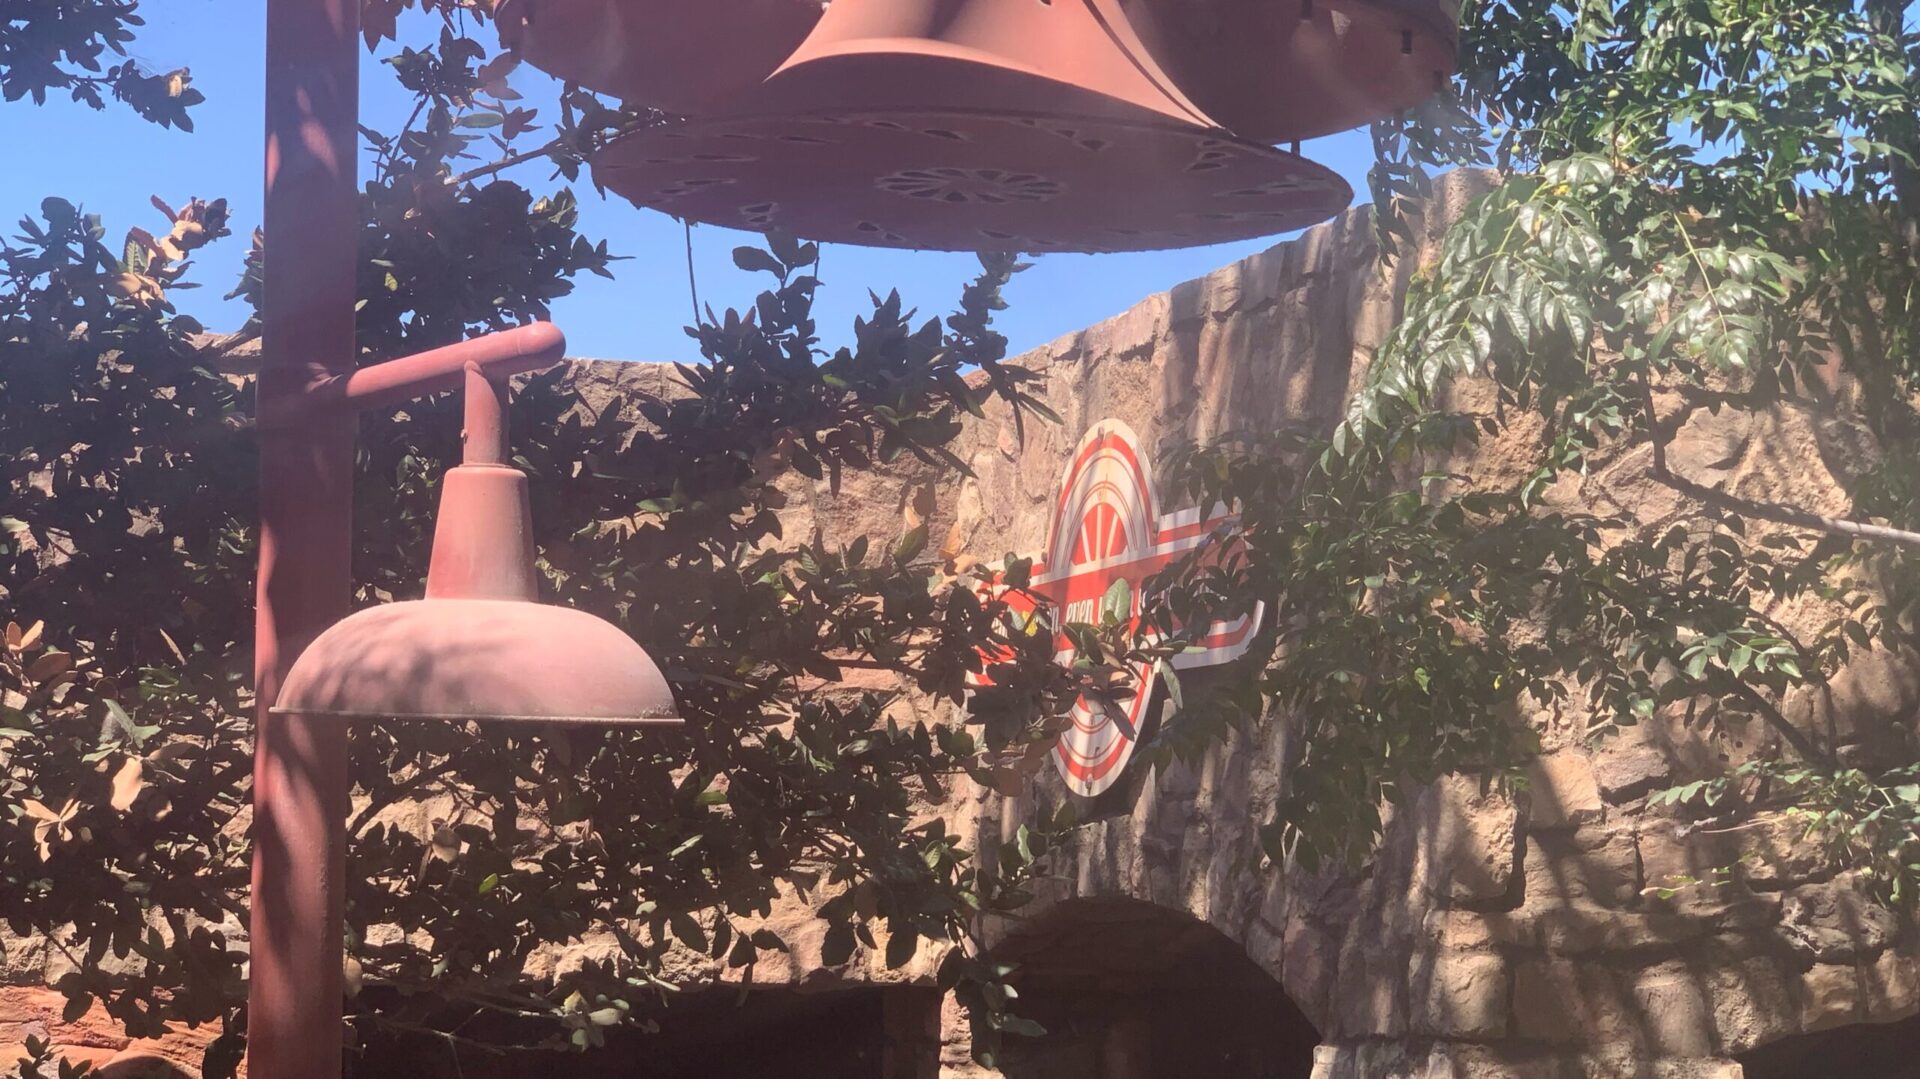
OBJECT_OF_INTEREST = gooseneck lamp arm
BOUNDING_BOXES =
[463,359,512,468]
[249,318,567,1079]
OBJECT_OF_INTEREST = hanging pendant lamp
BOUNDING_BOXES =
[587,0,1352,253]
[493,0,826,117]
[1120,0,1461,144]
[274,363,681,728]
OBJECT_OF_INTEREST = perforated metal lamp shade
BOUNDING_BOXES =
[273,364,681,728]
[586,0,1354,253]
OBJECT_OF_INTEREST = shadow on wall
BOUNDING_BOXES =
[988,898,1320,1079]
[1737,1010,1920,1079]
[353,984,942,1079]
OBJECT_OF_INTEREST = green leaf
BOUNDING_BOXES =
[893,524,929,564]
[1158,661,1184,713]
[1099,577,1132,626]
[996,1015,1047,1038]
[732,246,784,277]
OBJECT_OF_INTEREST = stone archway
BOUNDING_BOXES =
[1736,1010,1920,1079]
[984,898,1319,1079]
[353,982,943,1079]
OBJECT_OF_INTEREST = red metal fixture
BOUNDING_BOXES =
[760,0,1216,123]
[249,320,605,1079]
[274,359,681,726]
[252,3,361,1077]
[493,0,826,116]
[254,20,649,1058]
[596,111,1348,253]
[1122,0,1461,143]
[589,0,1353,252]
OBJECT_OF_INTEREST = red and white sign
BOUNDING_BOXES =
[981,420,1261,797]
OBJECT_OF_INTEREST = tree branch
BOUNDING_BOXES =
[1640,368,1920,551]
[1710,668,1832,767]
[446,140,562,187]
[1653,469,1920,551]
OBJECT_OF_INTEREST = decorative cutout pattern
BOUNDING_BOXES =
[597,108,1351,254]
[876,168,1066,205]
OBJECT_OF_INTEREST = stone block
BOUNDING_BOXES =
[1531,906,1706,956]
[1412,951,1509,1040]
[1332,927,1408,1038]
[1592,738,1674,805]
[1629,962,1715,1057]
[1280,917,1340,1026]
[1779,877,1900,962]
[97,1051,195,1078]
[1512,958,1640,1049]
[1309,1044,1349,1079]
[1863,946,1920,1024]
[1524,752,1604,829]
[1649,1063,1744,1079]
[1417,775,1520,903]
[1421,1044,1582,1079]
[1633,825,1722,896]
[1729,814,1832,888]
[1787,643,1920,749]
[1423,909,1531,952]
[1634,826,1779,921]
[1523,829,1641,908]
[1349,1041,1426,1079]
[1796,961,1864,1033]
[0,925,46,985]
[1698,949,1798,1054]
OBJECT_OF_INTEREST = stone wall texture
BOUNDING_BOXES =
[8,170,1917,1077]
[766,167,1920,1077]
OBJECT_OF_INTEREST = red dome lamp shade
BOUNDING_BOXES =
[493,0,827,117]
[273,363,680,728]
[1121,0,1462,143]
[588,0,1353,253]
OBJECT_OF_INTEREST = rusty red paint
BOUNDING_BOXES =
[274,360,681,726]
[257,322,566,430]
[1122,0,1462,143]
[255,8,649,1063]
[596,109,1351,253]
[507,0,1467,253]
[587,0,1351,252]
[494,0,826,116]
[252,1,360,1077]
[762,0,1217,125]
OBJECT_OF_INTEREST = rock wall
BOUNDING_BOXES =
[879,169,1918,1077]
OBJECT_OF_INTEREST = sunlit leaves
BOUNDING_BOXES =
[1329,0,1920,900]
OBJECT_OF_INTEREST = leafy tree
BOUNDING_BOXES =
[1148,0,1920,902]
[3,3,1096,1074]
[0,0,202,127]
[10,0,1920,1075]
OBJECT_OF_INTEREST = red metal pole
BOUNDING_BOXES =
[252,0,359,1075]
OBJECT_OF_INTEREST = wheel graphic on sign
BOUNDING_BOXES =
[970,420,1264,798]
[1046,427,1161,797]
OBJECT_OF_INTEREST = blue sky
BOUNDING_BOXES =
[0,1,1377,363]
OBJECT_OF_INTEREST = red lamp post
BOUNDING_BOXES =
[252,4,677,1078]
